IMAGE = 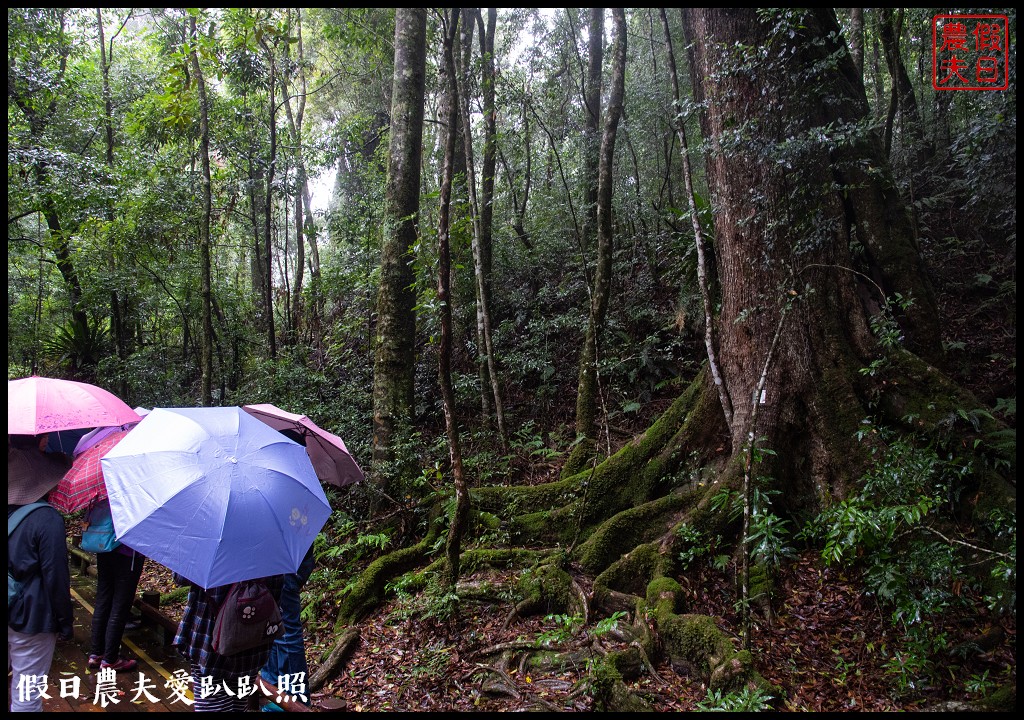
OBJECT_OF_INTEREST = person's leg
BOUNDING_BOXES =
[91,552,116,659]
[259,575,309,704]
[8,627,57,712]
[102,551,144,665]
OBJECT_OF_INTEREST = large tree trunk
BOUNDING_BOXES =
[681,8,943,517]
[371,8,427,508]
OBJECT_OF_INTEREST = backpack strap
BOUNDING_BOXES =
[8,502,50,537]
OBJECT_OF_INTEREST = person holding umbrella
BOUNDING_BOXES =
[173,573,285,712]
[7,433,74,713]
[96,407,332,712]
[259,430,317,710]
[50,428,146,673]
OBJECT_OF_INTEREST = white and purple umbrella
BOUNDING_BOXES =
[100,406,331,589]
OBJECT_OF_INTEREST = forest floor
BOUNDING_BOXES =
[139,544,1015,712]
[135,213,1016,712]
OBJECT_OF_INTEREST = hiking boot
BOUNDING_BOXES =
[87,654,102,669]
[100,658,138,673]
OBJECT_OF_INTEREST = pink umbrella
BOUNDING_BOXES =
[73,407,151,457]
[8,376,141,436]
[48,429,132,514]
[243,403,364,488]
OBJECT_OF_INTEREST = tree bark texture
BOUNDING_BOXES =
[681,8,941,516]
[372,8,427,502]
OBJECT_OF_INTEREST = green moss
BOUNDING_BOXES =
[577,493,691,575]
[748,562,773,607]
[515,563,574,616]
[646,576,684,615]
[658,613,722,676]
[474,511,501,530]
[592,542,663,597]
[982,682,1016,712]
[458,548,551,575]
[334,539,430,629]
[561,436,598,479]
[471,475,581,517]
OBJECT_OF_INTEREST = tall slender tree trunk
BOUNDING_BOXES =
[282,8,313,343]
[189,14,214,406]
[573,8,625,452]
[438,9,470,589]
[457,10,508,450]
[372,8,427,508]
[473,8,500,429]
[848,8,864,79]
[96,9,130,395]
[660,8,733,429]
[581,8,604,257]
[260,36,279,360]
[877,8,932,167]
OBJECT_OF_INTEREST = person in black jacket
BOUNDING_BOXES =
[7,433,75,713]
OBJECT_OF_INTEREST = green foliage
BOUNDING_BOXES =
[592,611,627,638]
[859,293,916,379]
[676,523,712,570]
[965,669,996,699]
[536,613,584,646]
[508,420,564,463]
[800,422,1016,691]
[386,575,460,624]
[695,685,774,712]
[981,508,1016,614]
[746,493,793,571]
[42,316,109,369]
[709,484,792,573]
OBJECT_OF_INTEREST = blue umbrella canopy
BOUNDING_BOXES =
[100,406,331,588]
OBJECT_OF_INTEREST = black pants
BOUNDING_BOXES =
[90,550,144,663]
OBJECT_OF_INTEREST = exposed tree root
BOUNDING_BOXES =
[309,627,359,692]
[310,362,1013,707]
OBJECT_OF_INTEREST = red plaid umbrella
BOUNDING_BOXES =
[48,429,131,514]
